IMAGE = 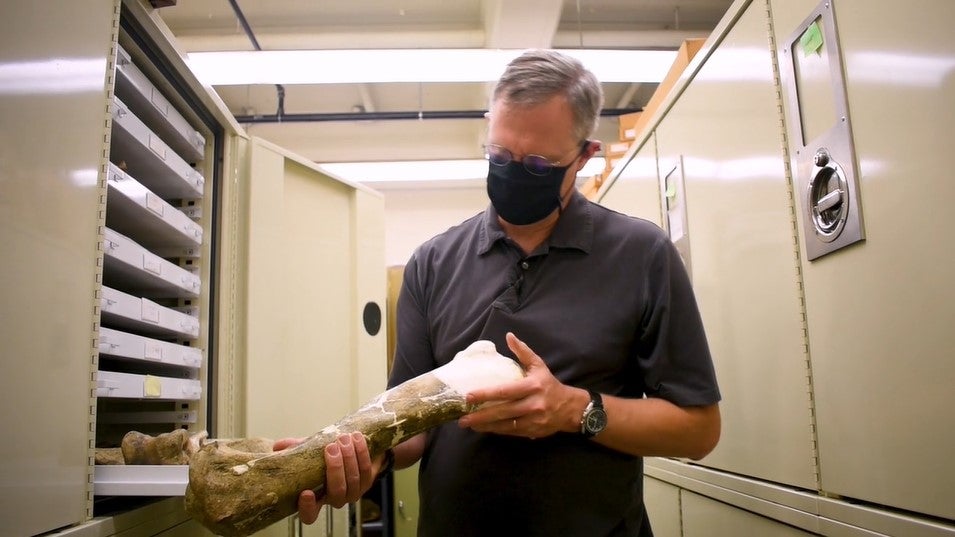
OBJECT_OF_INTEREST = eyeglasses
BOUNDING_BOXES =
[484,140,588,176]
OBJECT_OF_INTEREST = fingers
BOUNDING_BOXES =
[461,332,567,440]
[351,431,375,493]
[466,380,524,406]
[322,433,374,509]
[460,414,537,439]
[506,332,545,370]
[337,435,361,501]
[297,489,323,525]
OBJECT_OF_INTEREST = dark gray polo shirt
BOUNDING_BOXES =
[389,191,720,537]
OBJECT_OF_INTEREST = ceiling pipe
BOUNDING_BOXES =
[227,0,286,119]
[234,107,642,124]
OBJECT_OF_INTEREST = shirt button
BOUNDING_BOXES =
[521,261,530,270]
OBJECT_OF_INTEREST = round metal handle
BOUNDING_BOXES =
[806,150,850,242]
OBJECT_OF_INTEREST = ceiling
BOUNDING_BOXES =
[156,0,735,174]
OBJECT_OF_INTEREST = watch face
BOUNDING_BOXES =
[585,408,607,434]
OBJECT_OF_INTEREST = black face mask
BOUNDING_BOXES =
[486,161,571,225]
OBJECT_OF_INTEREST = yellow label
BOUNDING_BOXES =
[144,375,162,397]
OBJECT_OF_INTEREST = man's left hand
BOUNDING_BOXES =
[458,332,587,439]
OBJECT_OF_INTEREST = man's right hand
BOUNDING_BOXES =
[272,432,380,524]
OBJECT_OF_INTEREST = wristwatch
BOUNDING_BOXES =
[580,390,607,438]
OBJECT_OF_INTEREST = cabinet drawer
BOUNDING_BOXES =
[99,327,201,369]
[100,286,199,339]
[115,45,205,163]
[106,162,202,249]
[110,95,204,199]
[103,227,201,298]
[93,465,189,497]
[95,370,201,401]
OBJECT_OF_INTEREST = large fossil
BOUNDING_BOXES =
[94,430,275,466]
[185,340,523,536]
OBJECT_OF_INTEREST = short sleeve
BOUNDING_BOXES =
[636,237,721,406]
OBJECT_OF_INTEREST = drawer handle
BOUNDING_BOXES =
[96,379,120,391]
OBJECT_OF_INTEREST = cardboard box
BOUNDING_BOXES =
[617,112,643,141]
[607,140,632,155]
[620,38,706,141]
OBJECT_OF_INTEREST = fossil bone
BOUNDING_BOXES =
[185,340,523,536]
[121,429,192,465]
[108,430,274,465]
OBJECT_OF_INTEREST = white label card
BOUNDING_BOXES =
[144,342,163,361]
[150,88,169,117]
[145,192,164,216]
[143,254,162,275]
[141,299,160,324]
[148,134,167,160]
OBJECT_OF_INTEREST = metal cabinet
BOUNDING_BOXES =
[598,134,664,228]
[682,491,819,537]
[771,0,955,521]
[219,137,387,537]
[651,1,817,491]
[0,1,115,534]
[643,478,682,537]
[599,0,955,534]
[0,1,387,536]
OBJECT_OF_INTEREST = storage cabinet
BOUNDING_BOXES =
[217,137,387,537]
[651,0,818,492]
[599,0,955,534]
[643,477,681,537]
[771,0,955,521]
[682,491,818,537]
[0,1,118,535]
[0,1,387,535]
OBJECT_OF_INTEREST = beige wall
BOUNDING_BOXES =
[380,185,489,266]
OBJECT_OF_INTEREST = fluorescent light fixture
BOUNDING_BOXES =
[187,49,677,85]
[319,157,606,184]
[322,159,488,183]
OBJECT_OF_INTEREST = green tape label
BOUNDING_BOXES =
[800,20,824,56]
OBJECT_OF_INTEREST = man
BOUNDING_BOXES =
[279,49,721,536]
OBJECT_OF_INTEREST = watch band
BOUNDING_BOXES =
[580,390,607,438]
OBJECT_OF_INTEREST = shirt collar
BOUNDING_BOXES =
[477,191,594,256]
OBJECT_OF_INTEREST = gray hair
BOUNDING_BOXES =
[491,49,604,141]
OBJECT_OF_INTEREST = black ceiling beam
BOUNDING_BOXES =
[234,107,642,124]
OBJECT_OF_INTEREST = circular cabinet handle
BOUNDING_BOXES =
[362,301,382,336]
[806,149,850,242]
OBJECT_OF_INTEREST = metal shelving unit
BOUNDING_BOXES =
[92,19,214,506]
